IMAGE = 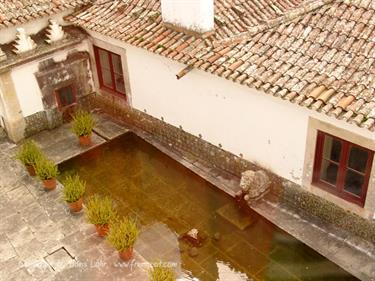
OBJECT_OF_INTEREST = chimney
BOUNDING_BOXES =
[161,0,214,34]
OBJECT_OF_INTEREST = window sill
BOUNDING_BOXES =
[307,182,373,218]
[312,180,365,207]
[99,87,127,100]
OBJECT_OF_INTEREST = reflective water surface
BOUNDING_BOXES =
[59,133,358,281]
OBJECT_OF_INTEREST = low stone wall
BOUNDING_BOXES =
[24,111,49,137]
[81,93,375,244]
[81,93,258,177]
[281,182,375,244]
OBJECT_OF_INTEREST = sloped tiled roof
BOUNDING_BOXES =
[0,0,90,30]
[70,0,375,131]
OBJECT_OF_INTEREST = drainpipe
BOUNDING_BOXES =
[176,65,193,80]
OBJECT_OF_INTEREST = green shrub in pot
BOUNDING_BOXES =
[63,175,86,212]
[86,195,116,237]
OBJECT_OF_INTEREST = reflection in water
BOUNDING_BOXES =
[59,133,358,281]
[217,261,250,281]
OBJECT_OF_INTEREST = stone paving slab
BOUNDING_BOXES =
[93,113,129,140]
[27,123,106,164]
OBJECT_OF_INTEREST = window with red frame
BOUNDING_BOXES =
[313,131,373,206]
[94,46,126,97]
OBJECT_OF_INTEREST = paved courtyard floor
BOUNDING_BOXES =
[0,117,166,281]
[0,124,153,281]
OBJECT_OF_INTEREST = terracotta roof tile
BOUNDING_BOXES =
[68,0,375,131]
[0,0,90,29]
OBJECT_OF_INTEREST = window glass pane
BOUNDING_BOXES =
[322,135,341,163]
[98,49,111,69]
[102,69,113,88]
[348,146,368,173]
[344,170,364,197]
[58,86,74,107]
[115,74,125,94]
[112,54,123,74]
[320,159,339,186]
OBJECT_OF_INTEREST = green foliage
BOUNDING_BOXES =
[86,195,116,226]
[35,157,58,180]
[106,217,139,251]
[16,140,43,166]
[149,263,176,281]
[71,110,95,137]
[62,175,86,203]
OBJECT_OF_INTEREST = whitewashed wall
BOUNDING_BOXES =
[0,10,73,44]
[10,41,89,117]
[125,46,374,184]
[88,32,374,187]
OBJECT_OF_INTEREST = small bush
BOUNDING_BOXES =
[35,158,58,180]
[71,110,95,137]
[16,140,43,166]
[149,263,176,281]
[63,175,85,203]
[107,217,139,251]
[86,195,116,226]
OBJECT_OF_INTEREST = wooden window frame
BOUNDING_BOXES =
[312,131,373,207]
[93,46,126,99]
[55,84,77,110]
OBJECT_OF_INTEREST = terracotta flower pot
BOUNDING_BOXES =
[119,248,133,261]
[79,135,92,146]
[43,178,56,190]
[26,165,36,176]
[68,198,83,213]
[95,224,109,237]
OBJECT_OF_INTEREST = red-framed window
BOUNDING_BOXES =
[313,131,373,206]
[93,46,126,97]
[55,85,76,110]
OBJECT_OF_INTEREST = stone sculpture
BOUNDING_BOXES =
[45,20,65,44]
[240,169,270,200]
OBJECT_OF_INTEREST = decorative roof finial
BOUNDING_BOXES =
[45,20,65,44]
[13,28,37,54]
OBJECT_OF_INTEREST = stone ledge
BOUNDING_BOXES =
[0,26,87,73]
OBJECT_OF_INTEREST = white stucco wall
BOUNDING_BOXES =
[127,47,309,182]
[0,10,73,44]
[125,46,375,185]
[161,0,214,32]
[88,31,375,188]
[10,41,89,117]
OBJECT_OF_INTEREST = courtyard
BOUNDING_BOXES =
[0,113,373,281]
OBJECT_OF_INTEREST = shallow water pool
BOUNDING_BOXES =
[59,133,358,281]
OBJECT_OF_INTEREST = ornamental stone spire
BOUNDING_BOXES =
[45,20,65,44]
[13,28,37,54]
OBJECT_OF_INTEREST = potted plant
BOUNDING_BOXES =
[149,263,176,281]
[62,175,86,213]
[86,195,116,237]
[71,110,95,146]
[106,217,139,261]
[16,140,43,176]
[35,157,59,190]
